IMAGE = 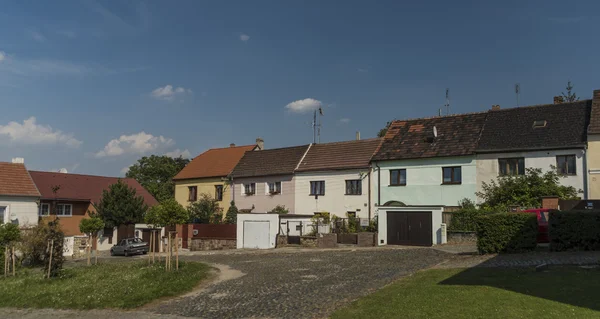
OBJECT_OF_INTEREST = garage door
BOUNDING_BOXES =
[387,211,432,246]
[243,221,271,249]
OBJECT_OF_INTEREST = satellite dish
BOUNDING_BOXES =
[10,212,17,220]
[433,126,438,138]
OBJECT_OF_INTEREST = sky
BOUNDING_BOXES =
[1,0,599,176]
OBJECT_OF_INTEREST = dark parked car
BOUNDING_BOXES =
[110,238,149,257]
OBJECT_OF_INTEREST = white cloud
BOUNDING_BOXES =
[120,166,130,174]
[339,118,351,124]
[165,149,191,158]
[27,29,46,42]
[0,51,5,62]
[151,84,192,101]
[95,132,175,158]
[285,98,322,113]
[0,117,82,147]
[240,34,250,42]
[57,30,77,38]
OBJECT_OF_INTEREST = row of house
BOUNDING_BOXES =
[174,90,600,224]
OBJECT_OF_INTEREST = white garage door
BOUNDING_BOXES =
[243,221,270,249]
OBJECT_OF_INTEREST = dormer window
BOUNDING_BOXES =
[533,120,547,128]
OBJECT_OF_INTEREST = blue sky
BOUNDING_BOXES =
[1,0,598,176]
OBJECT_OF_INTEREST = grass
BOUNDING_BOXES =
[332,266,600,319]
[0,261,211,310]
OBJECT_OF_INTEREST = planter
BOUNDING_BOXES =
[447,231,477,244]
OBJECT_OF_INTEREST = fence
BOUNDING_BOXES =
[192,224,236,239]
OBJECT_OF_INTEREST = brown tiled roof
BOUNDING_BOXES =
[372,113,487,161]
[588,90,600,134]
[29,171,158,206]
[477,100,590,152]
[0,162,40,197]
[296,138,382,172]
[173,145,257,180]
[230,145,310,178]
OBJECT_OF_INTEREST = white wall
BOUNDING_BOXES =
[294,169,372,218]
[236,213,280,249]
[476,149,586,201]
[376,206,444,246]
[0,196,39,227]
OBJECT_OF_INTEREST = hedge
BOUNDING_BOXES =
[448,209,483,231]
[549,210,600,251]
[475,213,538,254]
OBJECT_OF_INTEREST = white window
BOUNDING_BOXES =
[39,203,50,216]
[56,204,72,216]
[244,183,256,195]
[267,182,282,194]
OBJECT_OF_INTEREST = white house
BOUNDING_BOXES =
[294,138,382,219]
[0,159,40,227]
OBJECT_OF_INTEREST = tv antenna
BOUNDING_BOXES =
[444,88,450,115]
[313,107,324,143]
[515,83,520,107]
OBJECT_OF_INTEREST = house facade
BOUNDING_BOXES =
[230,145,309,213]
[173,141,260,212]
[294,138,382,219]
[587,90,600,199]
[0,159,40,227]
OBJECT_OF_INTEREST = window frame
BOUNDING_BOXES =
[244,183,256,196]
[498,157,525,176]
[389,169,407,186]
[39,203,50,216]
[214,185,224,201]
[442,166,462,185]
[267,181,282,195]
[188,186,198,202]
[345,179,362,195]
[310,181,325,196]
[556,154,577,176]
[55,203,73,217]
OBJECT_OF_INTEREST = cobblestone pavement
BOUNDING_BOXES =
[149,248,450,319]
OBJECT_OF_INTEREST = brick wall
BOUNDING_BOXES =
[189,238,236,251]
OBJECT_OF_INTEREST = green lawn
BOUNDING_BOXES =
[0,261,210,310]
[332,267,600,319]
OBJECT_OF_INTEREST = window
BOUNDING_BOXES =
[498,158,525,176]
[39,203,50,216]
[557,155,576,175]
[215,185,224,201]
[533,120,547,128]
[442,166,462,184]
[0,206,5,223]
[103,227,114,244]
[56,204,72,216]
[244,183,256,195]
[310,181,325,196]
[268,182,282,194]
[390,169,407,186]
[345,180,362,195]
[188,186,197,201]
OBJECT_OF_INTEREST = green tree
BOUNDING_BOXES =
[476,167,580,209]
[146,198,190,227]
[561,80,579,102]
[187,194,222,224]
[377,121,392,138]
[43,219,65,278]
[125,155,190,202]
[0,223,21,245]
[224,201,239,224]
[94,180,148,229]
[270,205,289,215]
[79,215,105,265]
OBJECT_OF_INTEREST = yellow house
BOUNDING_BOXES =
[587,90,600,199]
[173,140,261,212]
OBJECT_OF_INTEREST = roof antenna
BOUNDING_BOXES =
[515,83,520,107]
[313,107,324,144]
[445,88,450,115]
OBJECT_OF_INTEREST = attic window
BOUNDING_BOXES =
[533,120,547,128]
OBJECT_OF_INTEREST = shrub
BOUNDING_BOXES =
[270,205,289,215]
[224,201,238,224]
[448,209,483,232]
[549,210,600,251]
[475,213,538,254]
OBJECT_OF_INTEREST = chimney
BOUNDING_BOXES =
[11,157,24,164]
[256,137,264,150]
[491,104,501,111]
[229,143,236,148]
[554,96,564,104]
[356,131,361,140]
[541,196,559,210]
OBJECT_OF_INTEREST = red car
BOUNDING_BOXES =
[522,209,550,243]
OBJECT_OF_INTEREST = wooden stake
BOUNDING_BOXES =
[165,233,169,271]
[148,231,153,264]
[175,233,179,270]
[12,246,15,277]
[87,235,91,266]
[47,239,54,279]
[94,235,98,265]
[4,246,8,277]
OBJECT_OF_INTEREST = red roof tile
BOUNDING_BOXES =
[296,138,382,172]
[173,144,257,180]
[0,162,40,197]
[29,171,158,206]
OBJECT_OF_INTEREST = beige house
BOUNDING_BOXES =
[588,90,600,199]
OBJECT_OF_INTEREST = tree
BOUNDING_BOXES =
[561,81,579,102]
[146,198,190,227]
[94,180,148,229]
[187,194,223,224]
[79,215,105,265]
[43,219,65,278]
[125,155,190,202]
[224,201,238,224]
[1,223,20,276]
[270,205,289,215]
[377,121,392,138]
[476,167,580,209]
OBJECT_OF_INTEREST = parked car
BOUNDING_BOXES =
[521,209,550,243]
[110,238,149,257]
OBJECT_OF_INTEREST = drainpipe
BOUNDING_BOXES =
[583,148,589,200]
[231,177,235,203]
[375,161,381,206]
[367,169,372,220]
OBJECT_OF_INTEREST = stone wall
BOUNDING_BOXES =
[277,235,289,247]
[300,236,317,248]
[357,232,376,247]
[72,236,88,259]
[448,231,477,244]
[190,238,237,251]
[317,233,337,248]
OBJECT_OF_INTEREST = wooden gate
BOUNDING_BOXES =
[386,211,432,246]
[141,229,161,252]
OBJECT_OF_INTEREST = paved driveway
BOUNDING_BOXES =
[150,248,450,319]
